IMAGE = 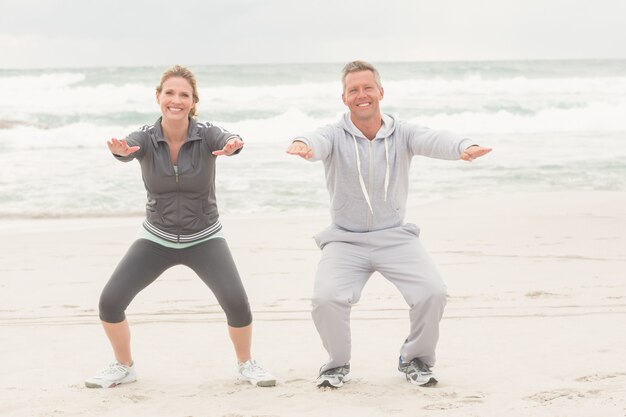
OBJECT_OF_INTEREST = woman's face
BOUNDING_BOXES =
[156,76,195,121]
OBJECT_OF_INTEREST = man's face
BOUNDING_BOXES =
[342,70,384,122]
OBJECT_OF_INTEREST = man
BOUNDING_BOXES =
[286,60,491,388]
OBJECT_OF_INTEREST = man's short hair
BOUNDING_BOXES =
[341,60,382,91]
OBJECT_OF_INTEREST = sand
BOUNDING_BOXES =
[1,191,625,417]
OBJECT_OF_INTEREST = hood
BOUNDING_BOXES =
[340,112,398,139]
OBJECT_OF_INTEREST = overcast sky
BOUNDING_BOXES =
[1,0,625,68]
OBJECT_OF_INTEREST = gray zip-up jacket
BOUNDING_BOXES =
[115,117,240,243]
[295,112,473,233]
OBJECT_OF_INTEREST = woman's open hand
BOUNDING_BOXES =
[107,138,140,156]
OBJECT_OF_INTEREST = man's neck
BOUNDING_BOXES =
[350,112,382,141]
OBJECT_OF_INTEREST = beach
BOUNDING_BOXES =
[1,191,625,417]
[1,59,625,416]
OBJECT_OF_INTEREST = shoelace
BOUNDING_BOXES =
[320,366,349,377]
[408,361,431,374]
[243,360,270,376]
[98,362,129,377]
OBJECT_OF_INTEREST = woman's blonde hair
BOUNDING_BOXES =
[156,65,200,118]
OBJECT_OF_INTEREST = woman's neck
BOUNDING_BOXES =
[161,117,189,144]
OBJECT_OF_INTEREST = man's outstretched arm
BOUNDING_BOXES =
[286,140,314,160]
[460,145,492,161]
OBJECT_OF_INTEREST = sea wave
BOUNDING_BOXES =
[1,62,625,219]
[2,71,626,126]
[1,99,625,154]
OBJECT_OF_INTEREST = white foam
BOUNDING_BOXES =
[0,123,135,149]
[1,65,625,218]
[2,72,626,126]
[409,101,626,134]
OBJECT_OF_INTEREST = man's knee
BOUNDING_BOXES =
[312,289,354,310]
[406,281,448,308]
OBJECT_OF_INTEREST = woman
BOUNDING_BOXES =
[85,65,275,388]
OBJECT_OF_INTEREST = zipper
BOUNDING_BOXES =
[165,140,183,243]
[367,140,373,231]
[175,163,180,243]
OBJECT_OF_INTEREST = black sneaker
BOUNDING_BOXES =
[316,364,351,388]
[398,357,438,387]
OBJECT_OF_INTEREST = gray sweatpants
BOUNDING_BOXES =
[99,238,252,327]
[312,223,447,372]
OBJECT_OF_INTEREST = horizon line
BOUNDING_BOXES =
[2,57,626,72]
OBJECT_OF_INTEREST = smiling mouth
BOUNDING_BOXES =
[356,103,371,107]
[168,107,184,112]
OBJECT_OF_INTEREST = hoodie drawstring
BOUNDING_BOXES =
[351,133,389,215]
[383,136,390,203]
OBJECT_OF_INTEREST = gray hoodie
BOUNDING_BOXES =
[295,112,473,233]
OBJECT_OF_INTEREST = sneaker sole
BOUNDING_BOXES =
[238,377,276,387]
[317,379,343,389]
[255,379,276,387]
[420,377,438,387]
[407,376,438,387]
[316,374,350,389]
[84,379,137,389]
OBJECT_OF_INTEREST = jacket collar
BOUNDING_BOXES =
[151,117,202,145]
[340,112,397,140]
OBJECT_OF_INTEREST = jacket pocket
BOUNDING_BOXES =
[372,198,401,228]
[146,198,157,213]
[331,196,368,231]
[146,198,165,224]
[201,199,211,215]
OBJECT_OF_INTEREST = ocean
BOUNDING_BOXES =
[0,60,624,218]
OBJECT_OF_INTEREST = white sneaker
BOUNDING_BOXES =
[85,361,137,388]
[237,359,276,387]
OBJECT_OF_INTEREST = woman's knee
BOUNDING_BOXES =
[222,297,252,328]
[98,291,126,323]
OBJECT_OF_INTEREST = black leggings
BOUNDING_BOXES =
[99,238,252,327]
